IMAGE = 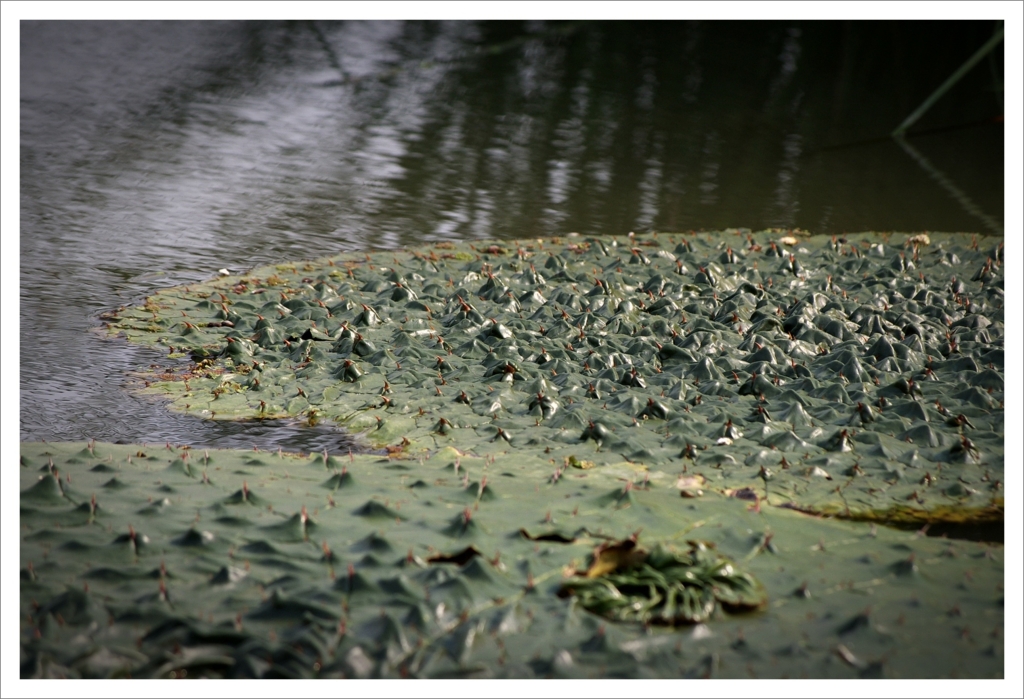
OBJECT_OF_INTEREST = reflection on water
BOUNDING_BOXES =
[20,20,1003,445]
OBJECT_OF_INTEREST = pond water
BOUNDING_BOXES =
[19,20,1004,449]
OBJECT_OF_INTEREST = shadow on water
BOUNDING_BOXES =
[874,519,1004,545]
[918,521,1004,545]
[113,414,365,456]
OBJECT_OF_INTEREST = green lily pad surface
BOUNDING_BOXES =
[103,231,1004,532]
[22,230,1004,678]
[20,441,1004,678]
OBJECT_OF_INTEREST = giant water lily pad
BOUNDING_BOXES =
[104,231,1004,534]
[20,441,1003,678]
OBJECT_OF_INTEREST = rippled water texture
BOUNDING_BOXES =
[20,20,1004,446]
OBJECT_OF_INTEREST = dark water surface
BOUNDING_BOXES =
[20,20,1004,448]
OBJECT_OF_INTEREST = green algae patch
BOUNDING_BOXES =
[21,441,1004,678]
[105,231,1004,534]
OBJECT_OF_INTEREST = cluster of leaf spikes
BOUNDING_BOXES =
[559,538,767,625]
